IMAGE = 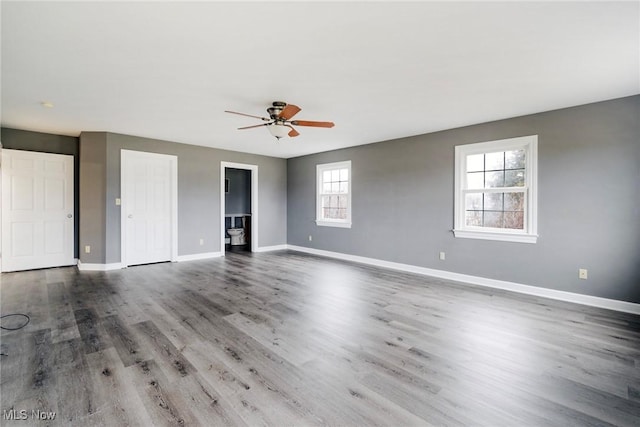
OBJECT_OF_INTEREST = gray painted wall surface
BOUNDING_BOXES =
[79,132,107,263]
[225,168,251,215]
[79,132,286,264]
[1,127,81,258]
[287,96,640,304]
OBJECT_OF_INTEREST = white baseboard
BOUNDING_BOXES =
[1,258,78,273]
[77,261,125,271]
[254,244,288,253]
[176,252,222,262]
[287,245,640,315]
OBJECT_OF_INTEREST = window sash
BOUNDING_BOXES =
[462,188,528,232]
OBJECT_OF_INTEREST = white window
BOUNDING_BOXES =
[454,135,538,243]
[316,161,352,228]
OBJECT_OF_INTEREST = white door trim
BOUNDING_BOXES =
[220,162,258,254]
[121,149,178,266]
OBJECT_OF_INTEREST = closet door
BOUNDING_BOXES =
[122,150,177,266]
[1,149,74,272]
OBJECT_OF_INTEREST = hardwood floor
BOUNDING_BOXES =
[1,250,639,426]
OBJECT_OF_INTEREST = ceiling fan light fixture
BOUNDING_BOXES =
[267,123,290,139]
[225,101,334,140]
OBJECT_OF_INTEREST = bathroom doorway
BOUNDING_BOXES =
[220,162,258,254]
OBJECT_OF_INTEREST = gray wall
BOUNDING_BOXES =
[79,132,287,264]
[287,95,640,304]
[225,168,251,215]
[78,132,107,263]
[1,127,81,258]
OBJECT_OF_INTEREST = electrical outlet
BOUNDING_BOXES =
[439,251,446,260]
[115,198,121,206]
[199,238,204,246]
[84,245,91,254]
[308,235,313,241]
[579,268,588,280]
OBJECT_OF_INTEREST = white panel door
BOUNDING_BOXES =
[1,149,74,272]
[122,150,176,266]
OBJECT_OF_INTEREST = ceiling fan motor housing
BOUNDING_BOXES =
[267,101,287,119]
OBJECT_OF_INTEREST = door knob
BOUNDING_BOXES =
[67,214,73,218]
[128,214,133,218]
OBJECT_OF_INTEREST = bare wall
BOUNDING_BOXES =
[287,96,640,304]
[225,168,252,215]
[78,132,107,263]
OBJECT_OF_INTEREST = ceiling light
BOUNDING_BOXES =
[267,124,289,139]
[40,101,54,108]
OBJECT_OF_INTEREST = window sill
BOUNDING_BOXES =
[453,229,538,244]
[316,220,352,229]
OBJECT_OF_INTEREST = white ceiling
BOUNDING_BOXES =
[2,1,638,159]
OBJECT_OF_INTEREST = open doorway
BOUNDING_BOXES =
[220,162,258,254]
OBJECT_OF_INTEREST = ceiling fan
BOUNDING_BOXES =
[225,101,335,140]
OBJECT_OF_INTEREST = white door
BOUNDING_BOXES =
[1,149,75,272]
[122,150,177,266]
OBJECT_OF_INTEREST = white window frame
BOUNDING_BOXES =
[454,135,538,243]
[316,160,352,228]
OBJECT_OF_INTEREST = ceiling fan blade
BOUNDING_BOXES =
[225,110,270,121]
[237,123,268,130]
[290,120,335,128]
[278,104,301,120]
[285,125,300,137]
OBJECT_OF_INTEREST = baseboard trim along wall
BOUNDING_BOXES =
[78,251,223,270]
[176,252,223,262]
[254,244,289,253]
[287,245,640,315]
[77,261,125,271]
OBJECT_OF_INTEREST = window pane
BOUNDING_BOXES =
[340,168,348,181]
[484,211,503,228]
[505,169,525,187]
[465,193,482,210]
[321,195,332,208]
[485,152,504,171]
[323,183,331,193]
[504,192,524,211]
[331,169,340,181]
[465,210,482,226]
[467,172,484,189]
[504,211,524,229]
[326,208,334,219]
[505,149,525,169]
[339,182,348,193]
[336,208,347,219]
[338,195,347,208]
[484,193,503,210]
[485,171,504,187]
[331,182,339,193]
[323,170,331,183]
[466,154,484,172]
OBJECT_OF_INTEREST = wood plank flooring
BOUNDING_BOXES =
[1,250,639,426]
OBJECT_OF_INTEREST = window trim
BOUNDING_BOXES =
[316,160,352,228]
[454,135,538,243]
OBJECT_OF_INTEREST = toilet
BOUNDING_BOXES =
[227,228,245,245]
